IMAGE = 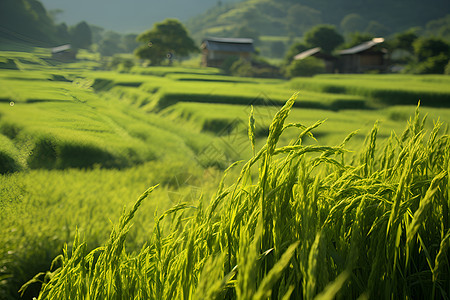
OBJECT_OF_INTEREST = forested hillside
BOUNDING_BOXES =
[186,0,450,40]
[0,0,68,46]
[39,0,236,33]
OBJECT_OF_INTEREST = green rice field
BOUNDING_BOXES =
[1,49,450,299]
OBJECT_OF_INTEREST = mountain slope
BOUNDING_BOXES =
[186,0,450,39]
[39,0,238,33]
[0,0,66,46]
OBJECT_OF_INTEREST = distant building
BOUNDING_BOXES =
[293,47,338,73]
[338,38,388,73]
[51,44,76,61]
[201,37,255,67]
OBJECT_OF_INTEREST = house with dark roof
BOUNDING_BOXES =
[51,44,77,61]
[293,47,338,73]
[201,37,255,67]
[338,38,388,73]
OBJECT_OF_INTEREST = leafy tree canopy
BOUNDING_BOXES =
[391,29,419,52]
[70,21,92,49]
[413,53,449,74]
[304,25,344,53]
[92,28,140,57]
[425,14,450,40]
[285,56,325,77]
[402,37,450,74]
[123,34,140,53]
[97,32,124,57]
[413,37,450,62]
[135,19,198,65]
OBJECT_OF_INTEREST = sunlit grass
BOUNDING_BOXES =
[1,49,450,299]
[21,98,450,299]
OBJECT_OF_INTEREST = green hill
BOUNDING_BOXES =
[186,0,449,40]
[0,0,72,48]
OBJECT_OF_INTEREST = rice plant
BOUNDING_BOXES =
[22,95,449,299]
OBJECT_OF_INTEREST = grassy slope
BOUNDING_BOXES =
[186,0,449,39]
[0,58,222,171]
[0,51,224,299]
[24,99,450,299]
[291,74,450,107]
[159,101,450,146]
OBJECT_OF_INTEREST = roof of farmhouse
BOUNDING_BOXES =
[294,47,337,61]
[202,37,255,53]
[51,44,72,54]
[294,47,322,60]
[339,38,385,55]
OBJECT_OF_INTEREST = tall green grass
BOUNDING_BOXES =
[0,160,219,300]
[24,95,449,299]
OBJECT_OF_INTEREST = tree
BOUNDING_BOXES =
[405,37,450,74]
[425,14,450,40]
[135,19,198,65]
[283,42,310,65]
[70,21,92,49]
[445,60,450,75]
[55,23,70,44]
[97,31,125,57]
[90,25,105,44]
[340,13,367,34]
[413,37,450,62]
[122,34,139,53]
[413,53,449,74]
[392,29,419,53]
[304,25,344,53]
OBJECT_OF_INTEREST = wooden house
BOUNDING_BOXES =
[338,38,388,73]
[51,44,76,61]
[293,47,338,73]
[201,37,255,67]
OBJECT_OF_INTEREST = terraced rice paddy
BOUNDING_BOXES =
[1,49,450,299]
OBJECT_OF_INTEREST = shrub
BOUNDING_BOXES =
[0,134,22,173]
[107,55,135,72]
[414,53,450,74]
[228,58,281,78]
[285,57,325,77]
[444,60,450,75]
[26,134,133,170]
[230,58,254,77]
[0,58,18,70]
[413,37,450,62]
[219,56,240,73]
[27,136,57,169]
